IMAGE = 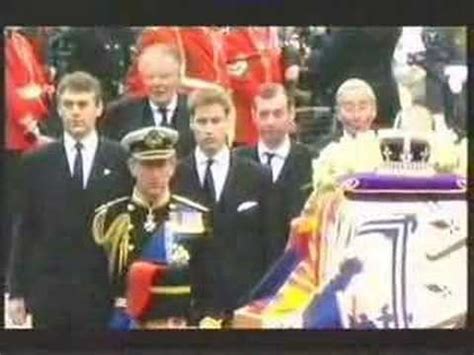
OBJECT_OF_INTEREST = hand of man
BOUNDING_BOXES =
[36,134,56,146]
[285,65,300,82]
[8,297,27,326]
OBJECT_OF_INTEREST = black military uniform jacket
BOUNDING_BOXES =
[92,190,209,320]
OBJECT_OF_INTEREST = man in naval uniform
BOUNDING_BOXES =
[91,126,210,329]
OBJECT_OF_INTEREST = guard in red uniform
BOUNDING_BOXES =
[5,28,52,151]
[179,27,230,90]
[224,27,286,146]
[5,28,54,267]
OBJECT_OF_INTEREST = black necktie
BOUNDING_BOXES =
[158,106,170,127]
[203,158,216,204]
[264,152,275,181]
[73,141,84,189]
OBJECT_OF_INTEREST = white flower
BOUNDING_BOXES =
[456,138,467,176]
[429,131,459,173]
[311,131,382,195]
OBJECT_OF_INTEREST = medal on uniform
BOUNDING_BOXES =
[144,208,157,232]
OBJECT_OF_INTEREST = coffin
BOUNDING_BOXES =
[233,131,467,329]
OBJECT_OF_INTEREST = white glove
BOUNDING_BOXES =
[170,244,190,267]
[8,297,27,326]
[444,65,467,94]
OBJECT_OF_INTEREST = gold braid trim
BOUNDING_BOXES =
[92,209,133,280]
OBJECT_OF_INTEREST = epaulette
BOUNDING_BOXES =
[92,195,133,277]
[171,194,209,213]
[94,196,130,213]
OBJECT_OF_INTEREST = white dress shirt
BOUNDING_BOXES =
[257,135,291,182]
[64,131,99,189]
[194,146,230,203]
[149,94,178,127]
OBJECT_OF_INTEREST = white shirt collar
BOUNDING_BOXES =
[149,94,178,119]
[63,130,99,189]
[194,146,230,165]
[195,145,230,166]
[64,130,98,152]
[257,135,291,162]
[194,145,230,202]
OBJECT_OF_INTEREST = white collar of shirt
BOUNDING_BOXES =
[342,130,356,140]
[149,94,178,126]
[257,135,291,182]
[64,131,99,189]
[194,146,230,202]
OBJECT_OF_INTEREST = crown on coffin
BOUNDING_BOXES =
[376,129,435,175]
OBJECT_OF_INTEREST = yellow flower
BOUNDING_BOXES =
[199,317,222,329]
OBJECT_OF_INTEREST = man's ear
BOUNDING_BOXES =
[227,106,236,146]
[57,102,64,119]
[335,107,342,123]
[169,155,177,176]
[251,105,257,123]
[369,103,377,126]
[128,159,138,178]
[96,100,104,117]
[288,104,296,122]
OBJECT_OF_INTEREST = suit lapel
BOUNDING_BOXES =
[141,95,187,130]
[47,141,74,205]
[275,141,295,184]
[218,154,237,208]
[56,140,73,181]
[140,99,155,127]
[189,154,203,193]
[87,139,106,190]
[172,94,186,130]
[250,147,259,163]
[236,146,259,162]
[178,154,209,208]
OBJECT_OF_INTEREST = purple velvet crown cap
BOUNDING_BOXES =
[339,173,466,194]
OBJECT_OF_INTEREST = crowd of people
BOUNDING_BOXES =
[4,26,467,329]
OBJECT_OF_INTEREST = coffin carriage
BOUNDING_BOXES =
[233,129,467,329]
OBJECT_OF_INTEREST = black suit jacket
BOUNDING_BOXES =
[234,141,313,261]
[172,152,274,315]
[100,94,195,158]
[8,137,133,327]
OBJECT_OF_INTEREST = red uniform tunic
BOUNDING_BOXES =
[5,31,50,151]
[224,27,284,145]
[180,27,230,89]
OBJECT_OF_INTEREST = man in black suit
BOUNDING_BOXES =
[172,88,274,321]
[234,83,313,262]
[7,71,133,330]
[100,43,194,158]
